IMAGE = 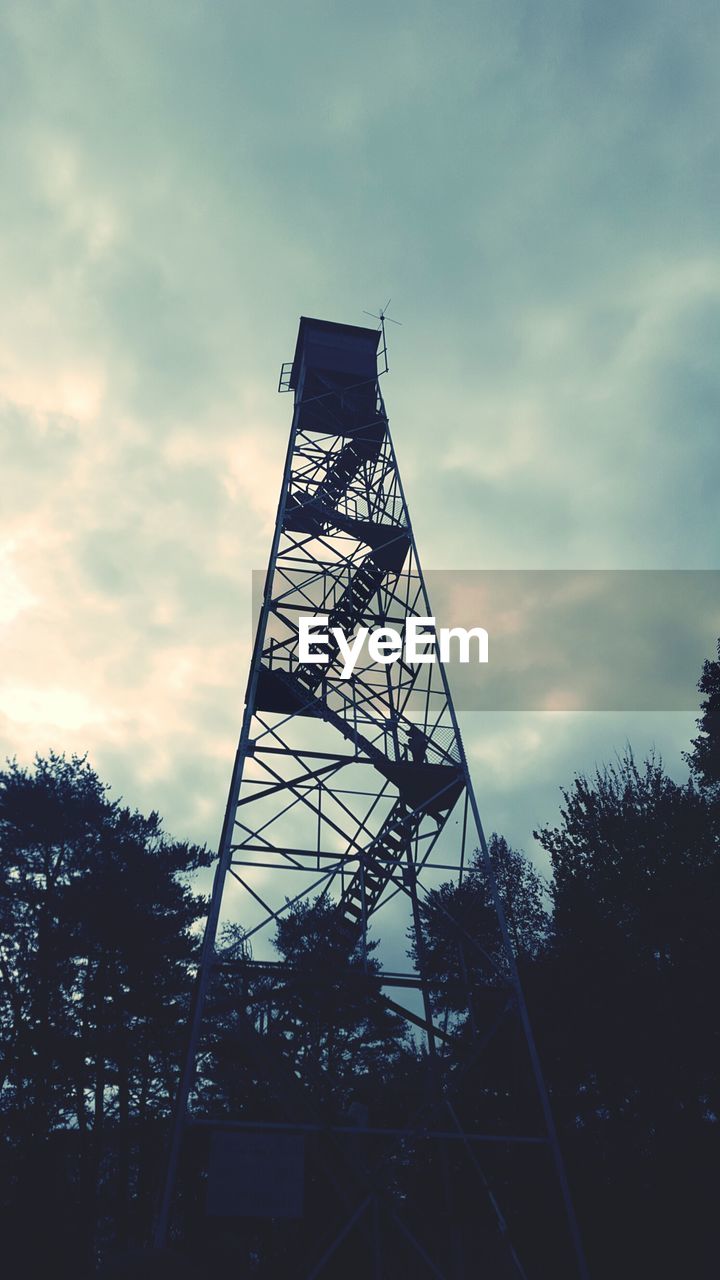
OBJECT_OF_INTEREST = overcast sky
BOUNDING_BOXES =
[1,0,718,870]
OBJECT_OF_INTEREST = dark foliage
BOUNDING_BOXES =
[2,637,720,1277]
[414,834,549,1017]
[686,637,720,793]
[534,750,720,1278]
[0,752,210,1277]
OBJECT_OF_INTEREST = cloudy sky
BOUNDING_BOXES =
[1,0,719,870]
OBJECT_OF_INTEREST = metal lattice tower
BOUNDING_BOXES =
[155,317,588,1279]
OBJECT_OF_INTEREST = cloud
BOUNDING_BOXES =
[0,0,717,870]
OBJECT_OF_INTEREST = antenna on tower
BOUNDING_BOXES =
[363,298,401,373]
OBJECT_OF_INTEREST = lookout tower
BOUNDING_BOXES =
[155,316,588,1279]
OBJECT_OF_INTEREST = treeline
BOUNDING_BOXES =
[0,754,211,1274]
[1,642,719,1278]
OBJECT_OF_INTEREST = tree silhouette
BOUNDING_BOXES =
[413,834,549,1021]
[271,895,409,1107]
[687,637,720,794]
[535,750,720,1279]
[0,752,210,1276]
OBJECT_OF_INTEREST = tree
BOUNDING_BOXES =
[687,637,720,794]
[413,834,549,1021]
[0,752,210,1275]
[535,749,720,1279]
[538,751,718,979]
[269,895,409,1108]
